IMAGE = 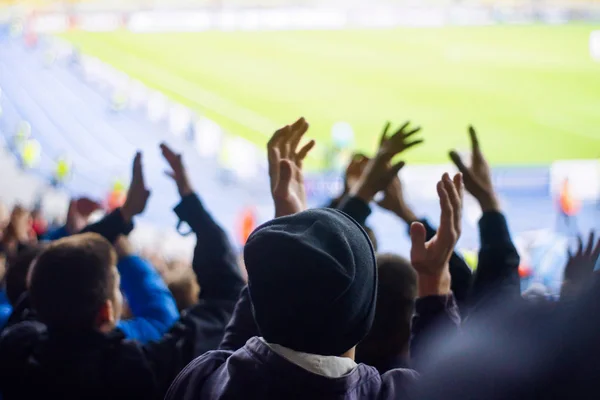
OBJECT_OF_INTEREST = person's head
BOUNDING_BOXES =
[29,233,122,333]
[4,244,44,306]
[356,253,417,370]
[364,225,378,252]
[165,263,199,312]
[244,208,377,358]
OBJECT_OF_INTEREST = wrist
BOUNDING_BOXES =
[119,205,133,224]
[179,184,193,198]
[478,193,500,212]
[350,183,375,205]
[418,267,451,297]
[395,206,418,224]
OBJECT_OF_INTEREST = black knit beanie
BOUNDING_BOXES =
[244,208,377,356]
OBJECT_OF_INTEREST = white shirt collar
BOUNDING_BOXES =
[259,337,357,378]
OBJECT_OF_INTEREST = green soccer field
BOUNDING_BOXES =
[60,25,600,166]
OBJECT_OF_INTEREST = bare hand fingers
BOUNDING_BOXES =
[449,151,468,174]
[394,121,410,136]
[452,173,464,232]
[380,122,391,146]
[592,236,600,263]
[295,139,315,163]
[585,231,596,256]
[402,139,424,152]
[132,152,144,184]
[289,117,308,154]
[437,175,454,241]
[443,173,461,231]
[268,125,289,150]
[402,126,422,140]
[469,125,481,153]
[577,235,584,256]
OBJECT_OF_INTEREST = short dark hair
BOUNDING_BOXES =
[357,253,417,366]
[30,233,117,332]
[370,253,417,340]
[5,245,44,306]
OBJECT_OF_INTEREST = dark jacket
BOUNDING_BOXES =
[173,193,245,355]
[468,211,521,309]
[166,337,418,400]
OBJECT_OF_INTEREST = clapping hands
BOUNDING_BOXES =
[351,121,423,203]
[410,173,464,296]
[121,152,151,223]
[267,117,316,217]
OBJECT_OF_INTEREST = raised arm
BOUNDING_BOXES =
[450,127,520,304]
[161,143,244,303]
[112,152,177,343]
[409,173,464,366]
[560,233,600,301]
[376,173,472,307]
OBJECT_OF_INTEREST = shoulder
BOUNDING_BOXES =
[165,350,232,400]
[0,321,46,373]
[0,320,46,349]
[379,368,419,399]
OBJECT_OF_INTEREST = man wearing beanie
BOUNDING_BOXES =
[166,119,463,399]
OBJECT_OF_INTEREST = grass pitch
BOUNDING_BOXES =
[61,25,600,166]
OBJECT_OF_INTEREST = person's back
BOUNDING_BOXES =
[0,320,156,400]
[168,338,417,400]
[166,208,418,400]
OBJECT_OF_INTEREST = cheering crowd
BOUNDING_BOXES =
[0,118,599,399]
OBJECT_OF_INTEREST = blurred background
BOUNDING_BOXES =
[0,0,599,294]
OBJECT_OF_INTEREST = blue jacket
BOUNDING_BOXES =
[116,255,179,343]
[0,291,11,331]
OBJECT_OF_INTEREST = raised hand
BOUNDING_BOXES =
[449,126,498,212]
[267,117,315,217]
[160,143,193,197]
[121,152,151,223]
[66,197,102,234]
[561,232,600,299]
[2,205,34,247]
[410,173,463,296]
[351,121,423,203]
[344,154,370,193]
[376,175,418,223]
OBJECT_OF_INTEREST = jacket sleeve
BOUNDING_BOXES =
[142,303,235,397]
[0,290,12,331]
[219,286,259,351]
[410,294,461,369]
[81,209,134,243]
[419,219,473,306]
[41,209,134,243]
[117,255,179,343]
[41,225,69,241]
[174,193,244,302]
[337,196,372,226]
[469,211,521,304]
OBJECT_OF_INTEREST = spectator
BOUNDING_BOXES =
[4,154,179,343]
[166,117,464,399]
[164,264,200,312]
[355,253,417,373]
